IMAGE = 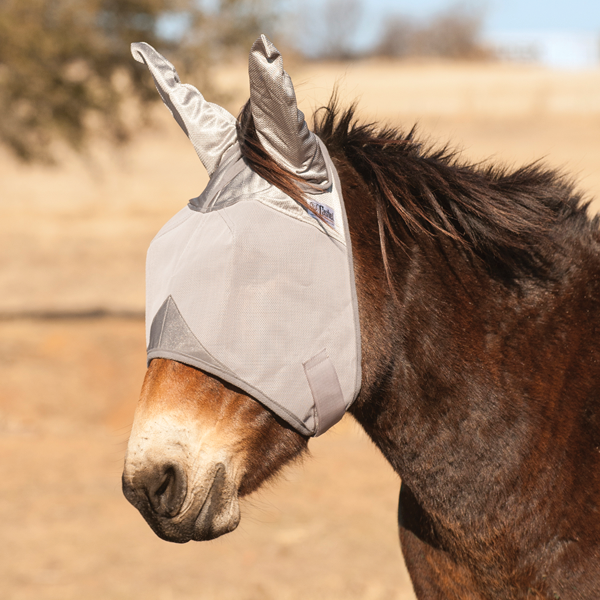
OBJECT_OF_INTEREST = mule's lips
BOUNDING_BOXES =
[124,464,240,543]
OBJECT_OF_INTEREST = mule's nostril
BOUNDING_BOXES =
[155,468,174,498]
[122,463,188,518]
[146,464,187,518]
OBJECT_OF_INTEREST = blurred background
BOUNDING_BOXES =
[0,1,599,599]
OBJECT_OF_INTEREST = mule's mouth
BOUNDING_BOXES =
[122,463,241,543]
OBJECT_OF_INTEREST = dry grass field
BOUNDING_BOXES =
[1,59,600,600]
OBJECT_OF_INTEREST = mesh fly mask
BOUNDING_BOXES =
[133,35,361,436]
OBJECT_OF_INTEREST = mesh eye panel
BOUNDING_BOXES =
[146,142,361,436]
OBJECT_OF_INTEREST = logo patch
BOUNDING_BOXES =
[308,200,335,229]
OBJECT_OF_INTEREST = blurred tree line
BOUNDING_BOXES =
[308,1,489,61]
[375,3,490,60]
[0,0,491,163]
[0,0,275,162]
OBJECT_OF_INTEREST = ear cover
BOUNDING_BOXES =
[248,35,330,190]
[131,42,237,176]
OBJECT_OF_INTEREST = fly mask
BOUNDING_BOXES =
[132,35,361,436]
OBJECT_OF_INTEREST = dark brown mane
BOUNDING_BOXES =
[238,97,597,283]
[237,101,319,218]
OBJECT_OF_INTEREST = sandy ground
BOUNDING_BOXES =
[1,59,600,599]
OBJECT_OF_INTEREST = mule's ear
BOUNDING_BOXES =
[248,35,330,190]
[131,42,237,177]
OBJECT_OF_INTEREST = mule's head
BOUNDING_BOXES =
[122,359,308,542]
[122,37,360,541]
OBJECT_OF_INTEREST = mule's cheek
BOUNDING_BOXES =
[122,413,244,543]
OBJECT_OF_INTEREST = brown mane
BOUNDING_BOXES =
[236,101,318,218]
[237,96,597,283]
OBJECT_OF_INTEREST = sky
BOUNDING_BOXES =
[292,0,600,67]
[340,0,600,45]
[162,1,600,67]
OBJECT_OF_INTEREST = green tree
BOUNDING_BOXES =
[0,0,276,162]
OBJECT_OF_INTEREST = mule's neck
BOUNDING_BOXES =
[340,155,600,533]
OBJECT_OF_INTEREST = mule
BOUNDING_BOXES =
[123,38,600,599]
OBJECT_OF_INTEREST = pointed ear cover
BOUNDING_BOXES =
[131,42,237,176]
[140,36,362,436]
[248,35,331,190]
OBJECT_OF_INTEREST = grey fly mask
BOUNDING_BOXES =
[132,35,361,436]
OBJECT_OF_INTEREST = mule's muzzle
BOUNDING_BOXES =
[122,462,240,543]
